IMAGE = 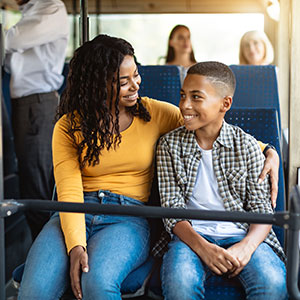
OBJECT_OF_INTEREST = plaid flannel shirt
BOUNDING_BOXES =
[152,121,285,262]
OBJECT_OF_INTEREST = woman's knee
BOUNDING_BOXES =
[18,216,69,299]
[81,270,121,300]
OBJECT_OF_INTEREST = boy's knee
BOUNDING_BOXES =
[246,267,287,300]
[263,270,287,299]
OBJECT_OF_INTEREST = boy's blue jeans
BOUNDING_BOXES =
[18,190,150,300]
[161,234,288,300]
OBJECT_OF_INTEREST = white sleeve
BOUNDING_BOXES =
[5,3,69,54]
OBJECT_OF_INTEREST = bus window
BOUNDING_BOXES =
[82,13,264,65]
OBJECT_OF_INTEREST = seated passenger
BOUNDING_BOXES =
[239,30,274,65]
[165,24,197,84]
[156,61,287,300]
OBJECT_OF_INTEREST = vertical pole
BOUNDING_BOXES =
[79,0,89,45]
[0,23,6,300]
[73,0,77,53]
[96,0,101,35]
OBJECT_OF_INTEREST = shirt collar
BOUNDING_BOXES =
[181,120,234,156]
[215,120,234,149]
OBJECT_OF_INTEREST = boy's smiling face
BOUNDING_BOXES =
[179,74,231,133]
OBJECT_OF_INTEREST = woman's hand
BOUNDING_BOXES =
[69,245,89,300]
[258,148,279,208]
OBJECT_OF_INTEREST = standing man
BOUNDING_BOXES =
[4,0,69,240]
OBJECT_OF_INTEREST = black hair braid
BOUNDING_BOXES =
[126,97,151,121]
[56,35,151,169]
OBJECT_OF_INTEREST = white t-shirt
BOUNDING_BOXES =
[187,145,246,239]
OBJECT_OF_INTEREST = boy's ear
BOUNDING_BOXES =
[221,96,232,112]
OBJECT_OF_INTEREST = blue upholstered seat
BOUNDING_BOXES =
[230,65,281,131]
[138,65,181,106]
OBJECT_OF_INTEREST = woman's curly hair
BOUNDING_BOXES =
[57,34,151,169]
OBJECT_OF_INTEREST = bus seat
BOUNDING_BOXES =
[229,65,282,131]
[138,65,181,106]
[225,108,285,245]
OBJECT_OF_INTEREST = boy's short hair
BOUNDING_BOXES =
[187,61,236,97]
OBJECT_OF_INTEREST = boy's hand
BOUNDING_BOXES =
[197,242,240,275]
[226,240,255,277]
[259,148,279,208]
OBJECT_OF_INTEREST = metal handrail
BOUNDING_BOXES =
[0,199,283,224]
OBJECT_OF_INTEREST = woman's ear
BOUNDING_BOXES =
[221,96,232,112]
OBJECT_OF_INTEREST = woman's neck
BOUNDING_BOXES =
[170,53,194,68]
[111,109,133,132]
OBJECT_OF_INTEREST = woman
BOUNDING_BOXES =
[239,30,274,65]
[18,34,279,300]
[166,24,196,68]
[18,34,181,300]
[165,25,197,84]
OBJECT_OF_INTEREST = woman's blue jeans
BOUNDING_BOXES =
[18,190,150,300]
[161,234,288,300]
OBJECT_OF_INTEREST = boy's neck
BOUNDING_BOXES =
[194,121,223,150]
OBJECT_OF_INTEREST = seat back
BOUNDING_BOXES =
[225,108,285,245]
[230,65,281,131]
[138,65,181,106]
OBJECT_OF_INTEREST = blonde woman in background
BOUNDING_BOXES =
[239,30,274,65]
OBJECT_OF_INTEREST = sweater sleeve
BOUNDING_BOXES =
[142,97,183,135]
[52,116,86,254]
[258,141,267,152]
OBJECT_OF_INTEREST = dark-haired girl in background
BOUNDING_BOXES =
[165,24,197,84]
[18,34,279,300]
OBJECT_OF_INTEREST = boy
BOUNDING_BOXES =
[157,62,287,299]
